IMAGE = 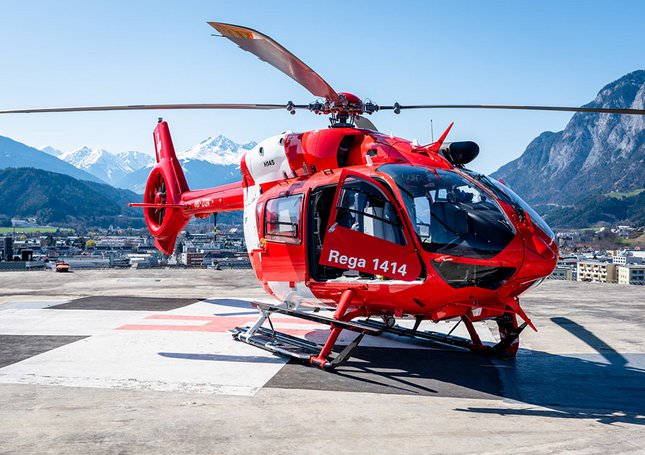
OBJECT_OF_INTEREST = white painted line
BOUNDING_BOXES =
[0,309,157,336]
[0,331,287,396]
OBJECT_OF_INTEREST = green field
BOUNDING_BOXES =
[606,188,645,199]
[0,227,74,234]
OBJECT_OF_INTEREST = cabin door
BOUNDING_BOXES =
[318,170,422,281]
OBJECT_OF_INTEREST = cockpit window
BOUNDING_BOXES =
[460,169,555,240]
[378,164,515,259]
[335,177,406,246]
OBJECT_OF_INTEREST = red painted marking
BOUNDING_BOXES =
[146,314,220,321]
[117,323,225,332]
[143,314,318,324]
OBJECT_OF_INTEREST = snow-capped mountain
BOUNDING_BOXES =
[178,135,257,165]
[57,146,154,187]
[46,134,257,193]
[118,134,257,193]
[118,150,155,173]
[61,146,111,170]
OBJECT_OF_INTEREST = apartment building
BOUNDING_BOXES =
[617,264,645,285]
[577,261,617,283]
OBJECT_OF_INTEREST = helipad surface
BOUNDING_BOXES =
[0,269,644,454]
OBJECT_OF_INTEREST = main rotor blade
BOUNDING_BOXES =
[0,103,289,115]
[209,22,340,104]
[380,104,645,115]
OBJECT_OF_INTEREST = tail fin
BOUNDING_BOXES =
[141,120,191,254]
[130,120,245,255]
[153,120,190,195]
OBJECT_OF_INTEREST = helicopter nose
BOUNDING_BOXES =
[520,230,559,280]
[529,234,557,261]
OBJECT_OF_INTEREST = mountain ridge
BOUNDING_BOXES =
[0,167,144,228]
[178,134,257,165]
[492,70,645,206]
[0,136,105,184]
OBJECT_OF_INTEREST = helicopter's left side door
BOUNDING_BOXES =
[319,170,422,281]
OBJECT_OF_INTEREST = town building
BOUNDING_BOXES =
[551,267,575,280]
[557,255,579,269]
[612,255,643,265]
[181,251,207,267]
[617,264,645,285]
[577,261,618,283]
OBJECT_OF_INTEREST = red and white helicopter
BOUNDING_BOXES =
[3,22,645,369]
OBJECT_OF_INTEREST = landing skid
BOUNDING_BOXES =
[231,295,527,370]
[231,299,380,370]
[360,318,528,357]
[361,318,483,351]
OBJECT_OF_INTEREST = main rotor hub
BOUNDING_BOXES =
[288,92,380,127]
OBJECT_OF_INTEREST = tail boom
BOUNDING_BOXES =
[181,183,244,216]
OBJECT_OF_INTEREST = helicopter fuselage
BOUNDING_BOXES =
[238,126,558,324]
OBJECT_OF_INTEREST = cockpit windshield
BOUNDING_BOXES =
[459,169,555,240]
[378,164,516,259]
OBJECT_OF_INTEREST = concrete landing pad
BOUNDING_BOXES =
[0,295,491,397]
[0,298,289,395]
[0,270,644,454]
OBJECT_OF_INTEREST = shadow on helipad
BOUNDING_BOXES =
[158,352,285,364]
[266,346,503,398]
[456,317,645,425]
[260,316,645,424]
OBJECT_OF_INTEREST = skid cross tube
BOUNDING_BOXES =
[250,300,381,336]
[232,294,381,370]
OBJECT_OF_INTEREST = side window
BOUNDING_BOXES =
[335,177,405,245]
[413,196,431,241]
[265,194,303,243]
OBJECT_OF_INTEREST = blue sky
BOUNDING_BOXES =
[1,0,644,174]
